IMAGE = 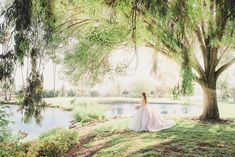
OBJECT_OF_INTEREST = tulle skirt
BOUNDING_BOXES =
[128,106,175,132]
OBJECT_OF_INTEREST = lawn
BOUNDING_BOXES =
[49,97,235,157]
[64,118,235,157]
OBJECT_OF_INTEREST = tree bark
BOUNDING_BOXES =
[199,79,220,121]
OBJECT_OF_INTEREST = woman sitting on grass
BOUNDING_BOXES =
[129,92,175,132]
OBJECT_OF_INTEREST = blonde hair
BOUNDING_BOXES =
[142,92,147,105]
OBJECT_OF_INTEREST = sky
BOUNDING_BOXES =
[0,0,159,90]
[13,46,162,90]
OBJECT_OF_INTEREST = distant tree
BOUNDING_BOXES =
[60,84,66,97]
[67,89,76,97]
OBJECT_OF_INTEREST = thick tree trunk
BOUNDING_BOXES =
[199,79,220,121]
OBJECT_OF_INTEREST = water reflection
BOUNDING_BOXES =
[6,103,202,139]
[182,107,189,113]
[106,104,202,117]
[5,105,73,140]
[161,111,168,114]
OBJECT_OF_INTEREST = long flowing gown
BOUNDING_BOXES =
[128,101,175,132]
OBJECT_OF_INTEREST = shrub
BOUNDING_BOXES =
[35,128,79,156]
[0,106,30,156]
[0,106,12,142]
[0,133,29,157]
[67,89,77,97]
[73,101,105,124]
[0,128,79,157]
[122,90,129,96]
[90,90,100,97]
[42,90,60,98]
[171,85,180,100]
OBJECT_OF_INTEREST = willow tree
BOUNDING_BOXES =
[54,0,235,121]
[1,0,57,124]
[98,0,234,121]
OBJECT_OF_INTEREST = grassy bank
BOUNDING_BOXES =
[64,118,235,157]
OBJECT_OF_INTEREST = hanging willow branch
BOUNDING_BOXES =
[130,0,139,73]
[1,0,56,124]
[18,48,46,124]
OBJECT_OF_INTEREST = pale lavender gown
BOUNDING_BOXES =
[128,100,175,132]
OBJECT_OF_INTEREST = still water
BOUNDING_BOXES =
[106,103,202,117]
[5,105,73,140]
[6,103,202,139]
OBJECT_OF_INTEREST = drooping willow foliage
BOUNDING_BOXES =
[18,48,46,124]
[39,0,56,42]
[1,0,56,124]
[59,0,199,95]
[101,0,235,99]
[54,0,132,86]
[64,23,130,85]
[102,0,195,95]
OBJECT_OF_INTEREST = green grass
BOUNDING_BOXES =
[73,100,107,124]
[79,118,235,157]
[39,97,235,156]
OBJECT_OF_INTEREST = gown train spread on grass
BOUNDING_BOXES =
[129,103,175,132]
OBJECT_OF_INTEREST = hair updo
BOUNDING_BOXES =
[142,92,147,104]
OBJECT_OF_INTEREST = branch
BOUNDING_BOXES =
[194,25,208,70]
[216,47,230,66]
[55,17,85,30]
[58,19,92,34]
[216,57,235,79]
[195,76,205,87]
[145,41,181,63]
[191,53,205,79]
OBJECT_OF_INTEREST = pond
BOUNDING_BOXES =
[106,103,202,117]
[5,103,202,140]
[5,105,73,140]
